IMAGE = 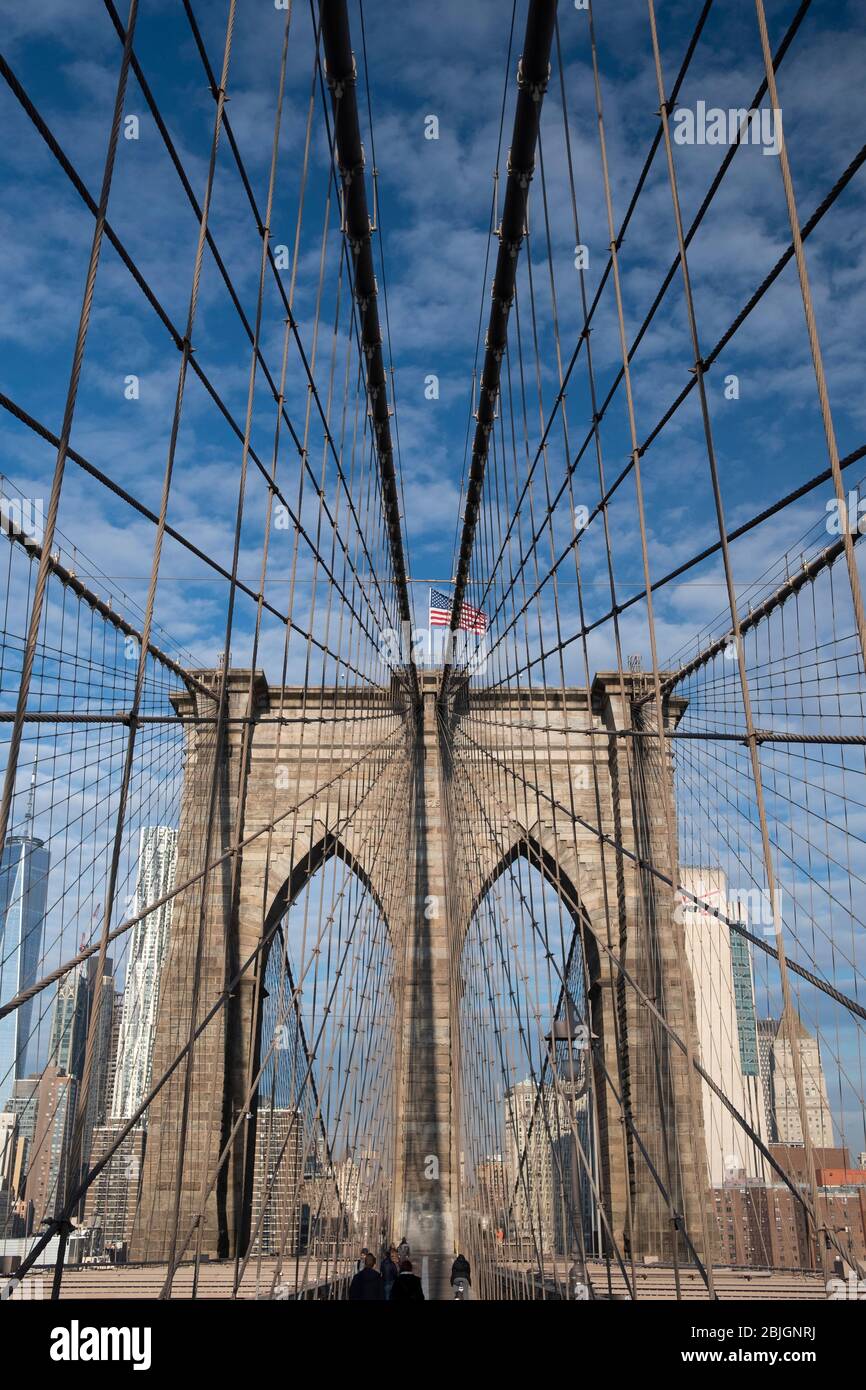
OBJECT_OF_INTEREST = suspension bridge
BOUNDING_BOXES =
[1,0,865,1304]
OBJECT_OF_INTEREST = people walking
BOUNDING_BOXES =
[349,1251,384,1301]
[381,1247,399,1300]
[396,1236,410,1262]
[450,1253,471,1288]
[390,1258,425,1301]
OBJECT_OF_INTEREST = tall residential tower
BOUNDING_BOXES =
[111,826,177,1122]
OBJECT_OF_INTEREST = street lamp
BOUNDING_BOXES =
[544,994,594,1099]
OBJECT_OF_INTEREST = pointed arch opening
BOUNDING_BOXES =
[242,834,395,1268]
[458,835,605,1287]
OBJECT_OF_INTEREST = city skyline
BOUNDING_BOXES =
[0,0,864,1322]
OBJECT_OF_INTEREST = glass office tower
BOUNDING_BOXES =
[0,832,50,1108]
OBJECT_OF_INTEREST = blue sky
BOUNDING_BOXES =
[1,0,866,1156]
[1,0,865,682]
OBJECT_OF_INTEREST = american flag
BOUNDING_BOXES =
[429,587,487,634]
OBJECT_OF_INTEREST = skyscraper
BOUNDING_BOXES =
[111,827,177,1122]
[679,868,766,1184]
[730,929,760,1078]
[0,1109,17,1191]
[46,953,117,1184]
[104,990,124,1115]
[82,1123,145,1252]
[729,927,769,1175]
[3,1077,40,1204]
[770,1013,835,1147]
[81,962,117,1177]
[250,1107,303,1256]
[48,962,88,1078]
[757,1017,777,1139]
[0,768,50,1108]
[504,1078,579,1255]
[27,1065,77,1228]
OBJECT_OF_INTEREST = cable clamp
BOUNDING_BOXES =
[339,158,366,187]
[507,147,535,188]
[516,57,551,102]
[324,55,358,97]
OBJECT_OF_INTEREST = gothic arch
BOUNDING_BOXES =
[466,832,602,992]
[240,832,396,1258]
[260,830,391,949]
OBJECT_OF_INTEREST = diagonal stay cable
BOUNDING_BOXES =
[467,0,812,631]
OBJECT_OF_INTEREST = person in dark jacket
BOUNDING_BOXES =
[396,1237,410,1262]
[450,1253,471,1288]
[390,1258,425,1301]
[349,1252,384,1301]
[381,1248,399,1299]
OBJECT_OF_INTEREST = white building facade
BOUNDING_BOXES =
[110,827,177,1122]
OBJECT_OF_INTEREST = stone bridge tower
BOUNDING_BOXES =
[133,668,709,1273]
